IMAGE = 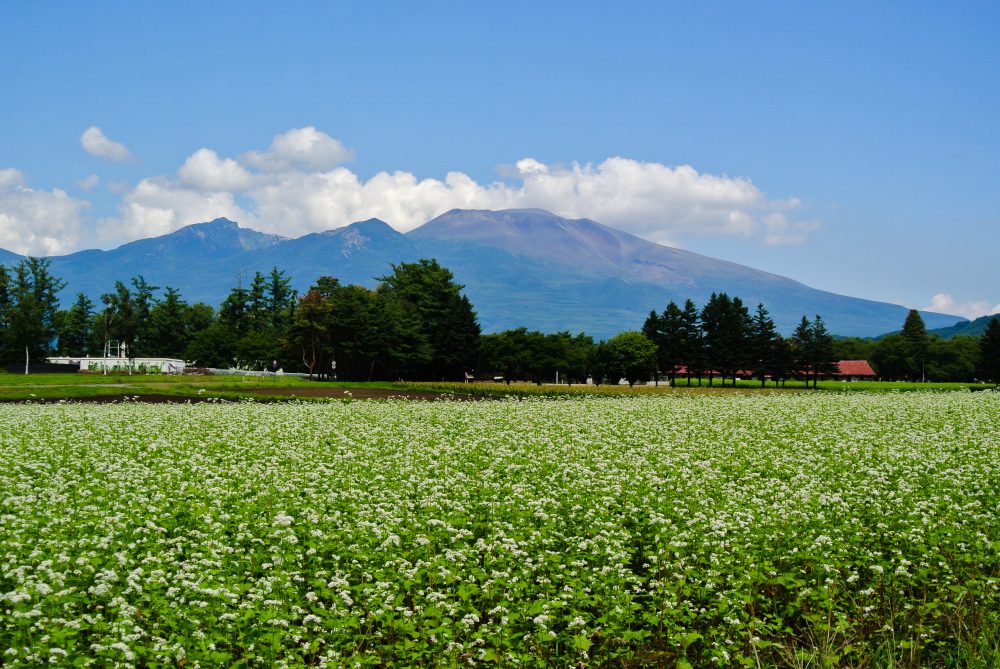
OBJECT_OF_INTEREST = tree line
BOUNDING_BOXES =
[831,309,1000,383]
[1,256,999,384]
[0,257,481,381]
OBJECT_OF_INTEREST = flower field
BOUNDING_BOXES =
[2,393,999,667]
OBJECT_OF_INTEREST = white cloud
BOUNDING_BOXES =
[80,127,132,162]
[922,293,1000,320]
[178,149,254,192]
[0,168,89,255]
[96,128,817,248]
[239,127,353,171]
[97,176,250,245]
[77,174,100,191]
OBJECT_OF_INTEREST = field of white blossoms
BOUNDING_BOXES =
[2,392,999,668]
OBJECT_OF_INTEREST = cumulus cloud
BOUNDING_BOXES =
[97,176,251,244]
[239,127,354,171]
[178,149,255,192]
[0,168,89,255]
[96,127,817,248]
[80,127,132,162]
[922,293,1000,320]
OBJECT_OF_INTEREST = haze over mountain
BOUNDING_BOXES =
[1,209,962,339]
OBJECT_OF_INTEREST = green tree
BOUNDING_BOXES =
[130,275,159,356]
[287,288,332,380]
[266,267,296,330]
[642,310,663,385]
[872,333,908,380]
[792,315,836,388]
[56,292,95,356]
[748,303,778,387]
[927,335,978,382]
[185,322,237,368]
[604,331,657,387]
[770,334,795,387]
[792,316,815,386]
[589,340,613,386]
[148,287,189,357]
[101,281,138,370]
[701,293,750,387]
[901,309,929,381]
[4,258,66,373]
[678,299,703,386]
[377,259,480,380]
[551,331,594,385]
[832,337,877,364]
[479,328,531,383]
[978,317,1000,383]
[369,286,432,380]
[810,315,837,386]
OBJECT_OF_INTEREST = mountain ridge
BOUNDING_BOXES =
[0,209,963,339]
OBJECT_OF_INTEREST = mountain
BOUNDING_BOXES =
[925,314,999,339]
[409,209,961,337]
[0,209,963,339]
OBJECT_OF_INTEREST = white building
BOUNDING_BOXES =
[47,356,188,374]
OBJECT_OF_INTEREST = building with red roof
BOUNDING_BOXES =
[833,360,876,381]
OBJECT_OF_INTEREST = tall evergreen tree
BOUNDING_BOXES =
[901,309,929,381]
[700,293,750,387]
[377,259,480,380]
[979,316,1000,383]
[641,310,663,385]
[700,293,728,386]
[657,301,685,386]
[130,275,159,357]
[148,287,190,357]
[679,299,702,386]
[810,315,837,387]
[56,292,95,356]
[4,258,66,372]
[266,268,296,327]
[792,316,815,387]
[749,303,778,387]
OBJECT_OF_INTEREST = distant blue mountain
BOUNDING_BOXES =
[0,209,963,339]
[924,313,998,339]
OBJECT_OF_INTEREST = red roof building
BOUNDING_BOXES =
[834,360,876,380]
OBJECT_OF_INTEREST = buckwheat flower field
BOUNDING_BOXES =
[2,393,999,667]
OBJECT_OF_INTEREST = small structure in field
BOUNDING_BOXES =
[47,356,188,374]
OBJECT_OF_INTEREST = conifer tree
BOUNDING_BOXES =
[979,316,1000,383]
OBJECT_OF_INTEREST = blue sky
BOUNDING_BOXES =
[1,1,998,319]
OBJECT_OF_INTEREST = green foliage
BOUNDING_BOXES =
[479,328,594,385]
[792,315,837,388]
[604,331,657,386]
[901,308,929,381]
[55,292,95,356]
[979,317,1000,383]
[377,259,480,380]
[1,258,65,369]
[700,293,752,386]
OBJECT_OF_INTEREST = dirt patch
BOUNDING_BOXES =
[238,386,482,401]
[0,387,483,404]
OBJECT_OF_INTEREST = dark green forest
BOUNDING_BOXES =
[1,257,998,384]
